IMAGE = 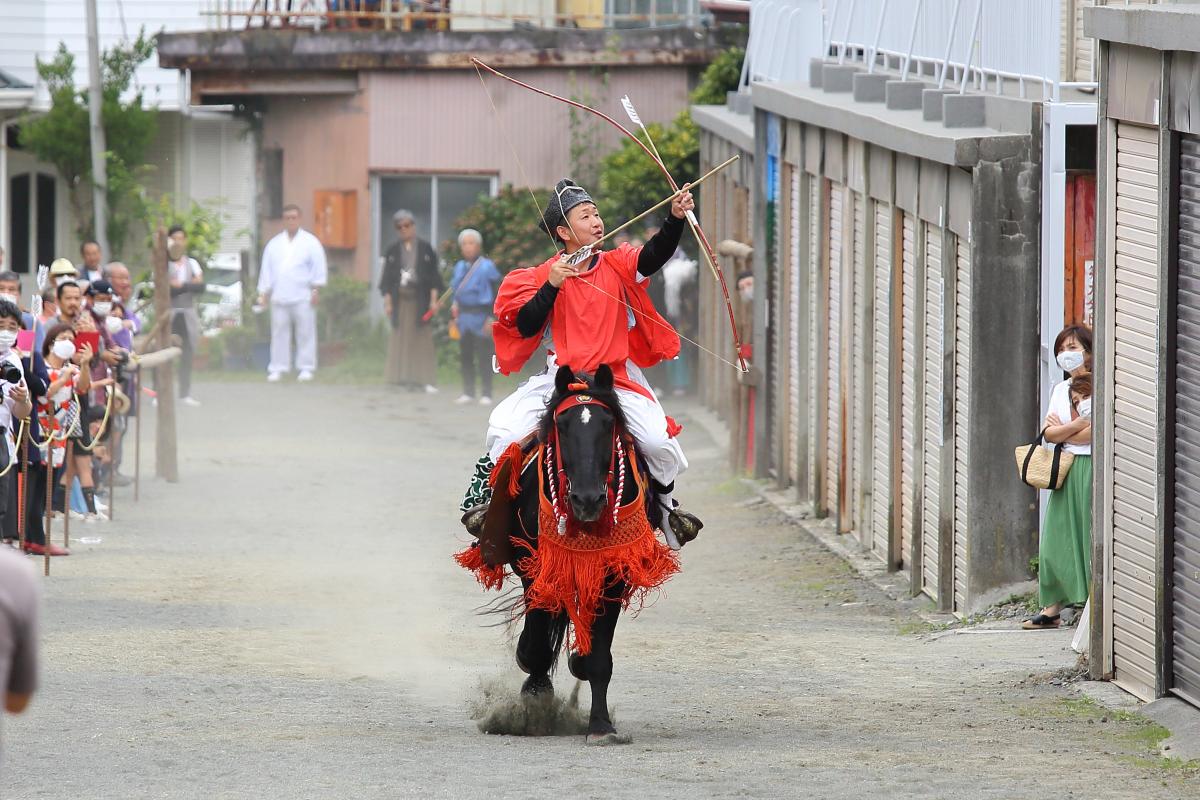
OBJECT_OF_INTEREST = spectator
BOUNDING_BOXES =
[0,543,40,759]
[1023,324,1093,630]
[449,228,500,406]
[48,258,77,289]
[103,262,142,339]
[379,210,442,393]
[166,227,204,406]
[37,289,57,327]
[0,271,43,354]
[0,300,33,548]
[662,252,699,396]
[9,316,59,555]
[77,241,104,286]
[256,204,328,383]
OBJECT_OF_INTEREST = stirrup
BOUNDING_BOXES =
[667,506,703,545]
[461,503,489,538]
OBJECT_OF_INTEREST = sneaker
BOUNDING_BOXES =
[181,396,201,407]
[479,396,493,406]
[298,370,314,382]
[267,371,282,383]
[424,384,439,394]
[455,394,474,405]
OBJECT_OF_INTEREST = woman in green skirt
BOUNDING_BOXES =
[1024,324,1093,630]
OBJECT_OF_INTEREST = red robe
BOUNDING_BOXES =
[492,245,680,398]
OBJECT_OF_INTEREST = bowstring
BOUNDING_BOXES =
[473,66,745,374]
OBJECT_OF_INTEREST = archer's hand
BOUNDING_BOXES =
[549,257,578,288]
[671,183,695,219]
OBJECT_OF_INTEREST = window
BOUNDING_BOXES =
[6,172,55,274]
[377,174,495,256]
[263,148,284,219]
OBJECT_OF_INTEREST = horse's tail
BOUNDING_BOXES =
[546,610,570,675]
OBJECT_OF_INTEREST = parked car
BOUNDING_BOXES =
[197,252,243,335]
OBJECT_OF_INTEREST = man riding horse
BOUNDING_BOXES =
[460,178,703,547]
[455,178,704,743]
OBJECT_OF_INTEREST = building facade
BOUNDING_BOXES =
[0,1,255,272]
[693,0,1134,616]
[1085,1,1200,711]
[157,24,739,293]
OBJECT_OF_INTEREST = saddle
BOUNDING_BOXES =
[477,435,538,567]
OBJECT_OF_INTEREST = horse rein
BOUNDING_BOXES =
[547,386,629,533]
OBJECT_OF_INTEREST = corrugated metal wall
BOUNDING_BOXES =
[954,233,972,613]
[872,201,894,564]
[826,182,845,516]
[900,212,918,570]
[1108,120,1161,702]
[921,221,944,601]
[851,190,869,540]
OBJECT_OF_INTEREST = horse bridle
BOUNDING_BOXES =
[546,386,627,533]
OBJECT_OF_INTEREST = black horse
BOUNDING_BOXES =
[504,364,668,746]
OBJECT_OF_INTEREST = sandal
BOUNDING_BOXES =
[1021,613,1061,630]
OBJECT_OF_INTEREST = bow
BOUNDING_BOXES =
[471,57,750,374]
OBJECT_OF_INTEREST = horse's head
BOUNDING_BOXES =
[547,364,622,523]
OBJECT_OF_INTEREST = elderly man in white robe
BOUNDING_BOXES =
[256,204,328,382]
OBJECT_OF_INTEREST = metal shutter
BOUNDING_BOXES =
[788,168,802,486]
[188,114,256,255]
[1173,134,1200,708]
[826,184,844,516]
[954,233,971,613]
[1111,121,1161,701]
[922,222,944,601]
[808,177,820,499]
[851,190,868,539]
[900,213,918,568]
[872,202,893,563]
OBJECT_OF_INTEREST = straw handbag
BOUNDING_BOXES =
[1015,428,1075,490]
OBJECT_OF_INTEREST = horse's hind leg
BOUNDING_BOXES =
[584,579,628,743]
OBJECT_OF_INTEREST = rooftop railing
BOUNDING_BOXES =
[200,0,704,31]
[742,0,1112,102]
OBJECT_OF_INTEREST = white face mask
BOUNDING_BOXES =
[739,288,753,304]
[1056,350,1085,373]
[0,293,18,307]
[105,316,124,335]
[1078,398,1092,418]
[52,339,76,361]
[93,301,112,317]
[0,330,17,353]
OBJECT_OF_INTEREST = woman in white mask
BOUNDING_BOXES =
[1023,324,1094,630]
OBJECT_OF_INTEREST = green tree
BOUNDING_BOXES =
[19,30,158,255]
[596,47,745,230]
[144,195,225,267]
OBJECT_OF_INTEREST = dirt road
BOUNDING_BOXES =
[4,381,1193,798]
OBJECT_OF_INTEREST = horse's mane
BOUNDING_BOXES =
[537,373,629,443]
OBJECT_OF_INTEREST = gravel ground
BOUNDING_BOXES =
[3,381,1196,798]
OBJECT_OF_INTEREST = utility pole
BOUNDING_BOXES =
[84,0,110,257]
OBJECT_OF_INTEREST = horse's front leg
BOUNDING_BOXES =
[583,578,628,744]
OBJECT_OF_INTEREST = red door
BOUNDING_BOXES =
[1064,172,1096,327]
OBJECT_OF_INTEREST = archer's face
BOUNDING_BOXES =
[557,203,604,248]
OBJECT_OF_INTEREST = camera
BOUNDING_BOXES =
[0,363,22,385]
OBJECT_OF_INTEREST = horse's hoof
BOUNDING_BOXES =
[585,730,632,746]
[568,653,588,681]
[520,673,553,697]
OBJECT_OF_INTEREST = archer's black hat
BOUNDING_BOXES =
[540,179,595,239]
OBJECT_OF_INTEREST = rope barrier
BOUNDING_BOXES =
[0,418,29,478]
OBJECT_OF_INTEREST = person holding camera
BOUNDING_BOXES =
[0,300,33,547]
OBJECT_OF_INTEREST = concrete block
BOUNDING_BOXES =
[726,90,753,115]
[885,80,925,110]
[944,94,986,128]
[1143,697,1200,762]
[922,88,953,121]
[852,72,889,103]
[809,58,825,88]
[821,64,859,93]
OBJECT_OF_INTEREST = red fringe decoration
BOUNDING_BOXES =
[489,441,526,498]
[519,503,679,655]
[453,544,508,591]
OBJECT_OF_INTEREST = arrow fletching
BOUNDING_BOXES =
[620,95,643,127]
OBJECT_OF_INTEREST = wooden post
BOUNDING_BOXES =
[44,447,52,576]
[107,407,114,522]
[63,439,74,548]
[17,425,27,551]
[152,227,179,483]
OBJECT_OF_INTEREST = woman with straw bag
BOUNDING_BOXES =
[1023,325,1094,630]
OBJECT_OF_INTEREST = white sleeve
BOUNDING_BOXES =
[257,241,274,294]
[189,258,203,279]
[309,235,328,288]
